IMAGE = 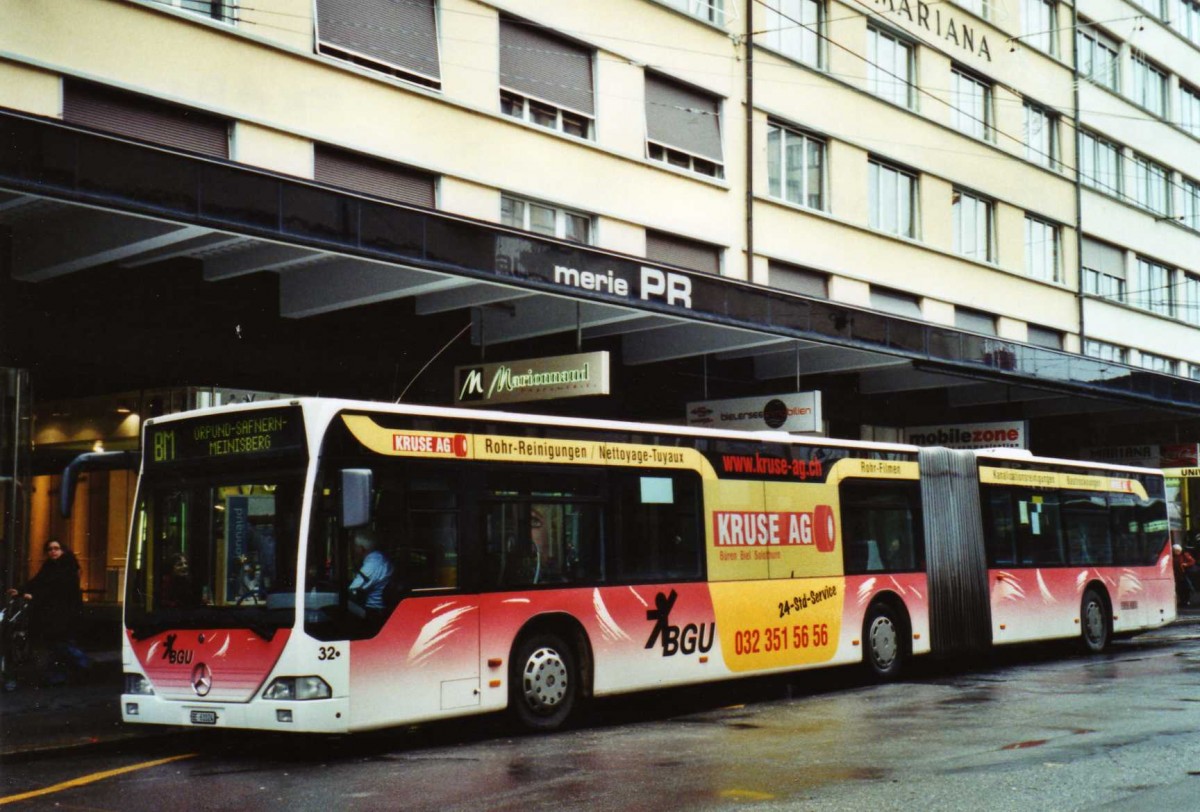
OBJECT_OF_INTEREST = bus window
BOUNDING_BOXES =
[839,479,923,575]
[1112,491,1169,566]
[983,489,1017,566]
[482,468,603,588]
[1062,491,1112,565]
[611,471,703,582]
[1014,491,1063,565]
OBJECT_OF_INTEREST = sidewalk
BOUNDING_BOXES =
[3,606,1200,758]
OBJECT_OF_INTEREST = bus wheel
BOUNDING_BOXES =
[1080,588,1110,654]
[863,603,905,680]
[510,632,577,731]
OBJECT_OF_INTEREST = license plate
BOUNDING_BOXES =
[190,710,219,725]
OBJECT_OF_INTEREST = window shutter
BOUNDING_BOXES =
[1027,325,1063,349]
[644,74,722,162]
[769,262,828,298]
[316,0,440,83]
[870,286,921,317]
[63,80,228,159]
[314,146,436,208]
[954,308,997,335]
[1082,237,1125,279]
[500,18,594,115]
[646,230,720,275]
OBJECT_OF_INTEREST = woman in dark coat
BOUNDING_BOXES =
[8,539,91,685]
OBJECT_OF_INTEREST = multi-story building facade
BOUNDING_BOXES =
[3,0,1200,590]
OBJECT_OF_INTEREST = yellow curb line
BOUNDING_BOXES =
[0,753,195,805]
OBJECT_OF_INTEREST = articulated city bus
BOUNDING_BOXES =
[118,399,1174,733]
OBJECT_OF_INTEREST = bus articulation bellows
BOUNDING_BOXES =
[118,398,1175,732]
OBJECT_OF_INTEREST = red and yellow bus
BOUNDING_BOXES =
[118,399,1175,732]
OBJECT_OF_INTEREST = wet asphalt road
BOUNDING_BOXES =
[4,621,1200,811]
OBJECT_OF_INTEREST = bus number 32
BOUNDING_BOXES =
[734,625,829,655]
[318,646,341,661]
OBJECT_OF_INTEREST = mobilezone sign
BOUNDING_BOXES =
[903,420,1028,449]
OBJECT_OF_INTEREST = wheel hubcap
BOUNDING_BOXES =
[522,646,568,713]
[1085,600,1104,643]
[869,617,897,670]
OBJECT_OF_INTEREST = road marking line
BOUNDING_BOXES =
[0,753,195,805]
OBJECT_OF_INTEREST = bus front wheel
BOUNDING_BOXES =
[1080,588,1111,654]
[863,603,905,680]
[509,632,578,731]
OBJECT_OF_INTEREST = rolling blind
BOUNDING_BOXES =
[63,80,229,159]
[500,18,594,115]
[646,230,720,275]
[645,74,722,161]
[316,0,440,83]
[1082,236,1125,279]
[314,146,436,208]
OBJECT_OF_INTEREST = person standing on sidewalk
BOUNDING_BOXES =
[1173,544,1196,608]
[6,539,91,686]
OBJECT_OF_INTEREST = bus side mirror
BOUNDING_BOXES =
[340,469,373,529]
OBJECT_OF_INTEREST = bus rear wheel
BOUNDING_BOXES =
[510,632,578,731]
[863,603,905,680]
[1080,588,1110,654]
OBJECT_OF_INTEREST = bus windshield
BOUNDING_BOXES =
[124,468,305,640]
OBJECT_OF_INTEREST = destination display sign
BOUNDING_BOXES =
[145,405,306,467]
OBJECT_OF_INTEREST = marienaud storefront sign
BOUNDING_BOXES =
[454,351,610,406]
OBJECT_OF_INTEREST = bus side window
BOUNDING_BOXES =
[611,472,703,582]
[983,489,1017,566]
[838,479,923,575]
[1062,491,1111,566]
[1015,491,1063,565]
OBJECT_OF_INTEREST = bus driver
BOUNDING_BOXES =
[348,529,394,620]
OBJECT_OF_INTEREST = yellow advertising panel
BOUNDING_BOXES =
[710,579,844,672]
[978,466,1148,500]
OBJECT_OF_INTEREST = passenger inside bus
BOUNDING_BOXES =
[159,553,203,609]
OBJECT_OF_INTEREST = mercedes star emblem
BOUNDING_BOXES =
[191,662,213,697]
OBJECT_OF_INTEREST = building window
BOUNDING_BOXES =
[766,123,825,210]
[645,74,724,178]
[1179,272,1200,326]
[1180,84,1200,138]
[1024,101,1058,168]
[1183,177,1200,232]
[1077,23,1119,91]
[1131,0,1166,19]
[867,27,915,109]
[1021,0,1058,55]
[646,230,722,274]
[314,146,436,207]
[315,0,440,89]
[501,195,592,244]
[769,262,829,298]
[149,0,236,22]
[950,68,993,140]
[871,286,922,317]
[499,18,594,139]
[1081,237,1126,302]
[62,79,229,158]
[1131,256,1173,316]
[1084,340,1127,363]
[1027,325,1063,349]
[759,0,823,67]
[1024,215,1060,282]
[869,160,918,238]
[1079,131,1123,196]
[1131,154,1170,216]
[1172,0,1200,47]
[952,190,994,262]
[1130,52,1168,117]
[956,307,997,335]
[660,0,726,24]
[1139,352,1176,374]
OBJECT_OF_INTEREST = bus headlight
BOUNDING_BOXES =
[262,676,331,701]
[124,673,154,695]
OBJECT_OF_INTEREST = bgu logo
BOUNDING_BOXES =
[161,633,194,665]
[644,589,714,657]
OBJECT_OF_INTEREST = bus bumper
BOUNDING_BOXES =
[121,694,351,733]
